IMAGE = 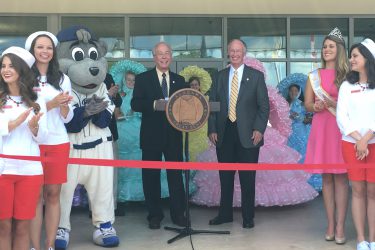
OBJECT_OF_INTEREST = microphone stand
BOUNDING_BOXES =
[164,131,230,244]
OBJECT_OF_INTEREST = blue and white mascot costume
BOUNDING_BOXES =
[54,26,119,249]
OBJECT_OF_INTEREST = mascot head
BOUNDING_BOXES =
[56,25,108,95]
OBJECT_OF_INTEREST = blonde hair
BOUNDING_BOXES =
[321,36,349,89]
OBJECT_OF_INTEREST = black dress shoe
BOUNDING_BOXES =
[172,215,189,227]
[242,219,254,229]
[148,217,161,229]
[209,216,233,225]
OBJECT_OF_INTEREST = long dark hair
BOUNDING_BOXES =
[29,34,64,90]
[346,43,375,89]
[0,54,39,112]
[188,76,201,85]
[286,84,304,104]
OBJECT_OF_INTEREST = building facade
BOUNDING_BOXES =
[2,0,375,85]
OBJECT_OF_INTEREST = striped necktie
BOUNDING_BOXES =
[229,70,238,122]
[161,73,168,98]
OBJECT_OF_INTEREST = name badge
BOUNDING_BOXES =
[33,87,41,92]
[2,105,12,109]
[351,89,361,94]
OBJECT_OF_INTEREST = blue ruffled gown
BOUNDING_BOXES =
[116,84,145,201]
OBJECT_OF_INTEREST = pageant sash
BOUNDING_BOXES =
[308,69,337,116]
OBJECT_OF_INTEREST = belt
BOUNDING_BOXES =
[73,136,113,150]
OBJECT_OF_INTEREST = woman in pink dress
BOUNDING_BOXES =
[304,27,349,244]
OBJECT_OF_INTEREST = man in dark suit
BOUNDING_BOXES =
[131,42,187,229]
[208,39,269,228]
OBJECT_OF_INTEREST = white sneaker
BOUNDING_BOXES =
[358,241,370,250]
[55,228,70,249]
[31,247,54,250]
[370,242,375,250]
[93,222,119,247]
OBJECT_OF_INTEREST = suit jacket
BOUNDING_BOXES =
[131,68,187,151]
[208,65,270,148]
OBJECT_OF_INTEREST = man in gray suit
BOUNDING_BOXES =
[208,39,269,228]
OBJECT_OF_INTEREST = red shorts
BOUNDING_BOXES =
[39,143,70,184]
[342,140,375,183]
[0,174,43,220]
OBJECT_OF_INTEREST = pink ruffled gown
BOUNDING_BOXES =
[304,69,345,173]
[191,86,318,207]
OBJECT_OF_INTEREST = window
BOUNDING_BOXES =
[61,16,125,58]
[354,18,375,43]
[289,18,348,79]
[227,18,286,59]
[290,18,348,59]
[0,16,47,54]
[263,62,286,87]
[290,62,320,75]
[129,17,222,59]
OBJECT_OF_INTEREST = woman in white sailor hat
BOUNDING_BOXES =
[0,46,48,250]
[25,31,73,250]
[337,38,375,250]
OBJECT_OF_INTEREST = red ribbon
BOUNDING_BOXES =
[1,154,375,170]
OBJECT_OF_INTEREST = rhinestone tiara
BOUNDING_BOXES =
[328,27,344,43]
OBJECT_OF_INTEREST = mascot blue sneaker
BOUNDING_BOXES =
[55,25,119,248]
[55,228,70,250]
[93,222,120,247]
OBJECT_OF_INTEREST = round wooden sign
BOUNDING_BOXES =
[166,88,210,132]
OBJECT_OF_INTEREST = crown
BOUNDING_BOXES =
[328,27,345,43]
